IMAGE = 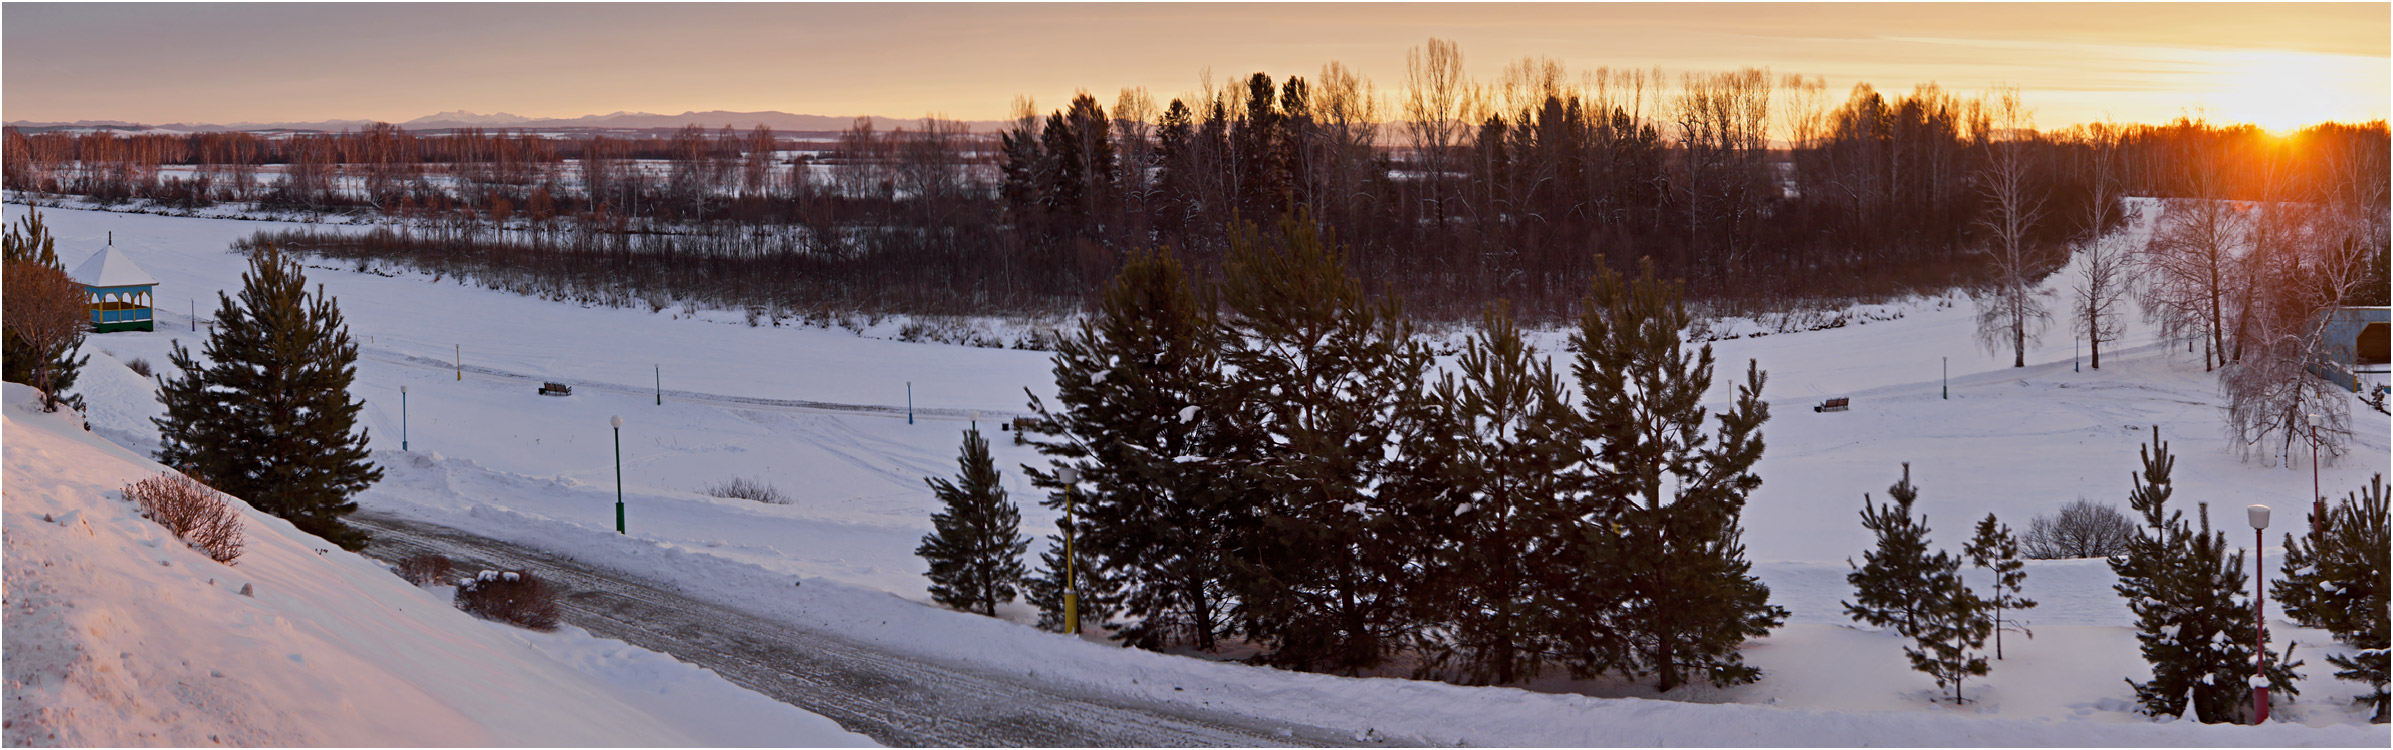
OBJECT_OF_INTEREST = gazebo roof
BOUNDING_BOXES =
[69,244,157,288]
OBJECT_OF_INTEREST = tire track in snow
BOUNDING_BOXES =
[352,514,1349,748]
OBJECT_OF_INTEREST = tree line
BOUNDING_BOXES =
[9,39,2383,324]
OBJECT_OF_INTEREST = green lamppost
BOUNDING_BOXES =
[400,385,408,451]
[611,414,625,534]
[1057,464,1080,635]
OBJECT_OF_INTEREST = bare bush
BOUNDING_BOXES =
[124,357,153,378]
[2022,498,2135,560]
[454,569,560,631]
[122,472,243,564]
[703,476,788,505]
[395,554,453,586]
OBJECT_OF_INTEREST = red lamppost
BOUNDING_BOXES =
[2247,503,2271,724]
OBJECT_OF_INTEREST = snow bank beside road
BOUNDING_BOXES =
[0,383,872,747]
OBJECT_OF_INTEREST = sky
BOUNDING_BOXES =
[3,2,2386,133]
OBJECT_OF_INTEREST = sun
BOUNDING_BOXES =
[2203,49,2386,135]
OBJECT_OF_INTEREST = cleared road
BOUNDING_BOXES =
[351,513,1353,747]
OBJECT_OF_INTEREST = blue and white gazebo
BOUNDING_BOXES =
[70,243,158,333]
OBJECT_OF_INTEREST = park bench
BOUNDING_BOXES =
[1813,396,1850,413]
[538,381,573,397]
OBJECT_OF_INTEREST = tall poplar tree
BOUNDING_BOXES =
[154,244,380,550]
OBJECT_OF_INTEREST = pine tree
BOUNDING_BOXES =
[1845,464,1945,637]
[1410,303,1578,685]
[1022,248,1232,650]
[1214,213,1433,674]
[1905,570,1992,703]
[3,209,87,412]
[1965,513,2037,659]
[1568,261,1784,691]
[153,244,381,551]
[917,425,1029,616]
[2274,474,2388,722]
[2111,426,2301,723]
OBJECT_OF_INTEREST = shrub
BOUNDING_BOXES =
[395,554,453,586]
[454,569,560,631]
[122,472,243,564]
[124,357,153,378]
[2023,498,2135,560]
[703,476,788,505]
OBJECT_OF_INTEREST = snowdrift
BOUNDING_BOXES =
[0,383,872,747]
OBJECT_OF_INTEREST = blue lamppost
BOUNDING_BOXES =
[612,415,626,534]
[400,385,408,451]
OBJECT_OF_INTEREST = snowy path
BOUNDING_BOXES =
[349,513,1351,748]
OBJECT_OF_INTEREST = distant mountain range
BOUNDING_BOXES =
[6,110,1011,134]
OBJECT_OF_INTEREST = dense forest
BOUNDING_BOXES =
[5,41,2387,323]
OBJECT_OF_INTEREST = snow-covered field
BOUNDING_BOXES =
[8,200,2389,744]
[0,383,873,747]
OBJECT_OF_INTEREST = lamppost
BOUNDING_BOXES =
[400,385,408,451]
[1057,464,1080,636]
[612,415,626,534]
[2307,413,2323,534]
[2247,503,2271,724]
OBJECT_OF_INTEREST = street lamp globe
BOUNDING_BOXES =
[2248,504,2270,530]
[1056,465,1079,484]
[611,415,624,429]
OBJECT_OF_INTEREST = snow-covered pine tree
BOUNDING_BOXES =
[2110,426,2301,723]
[154,243,381,551]
[1965,513,2037,659]
[1567,261,1784,691]
[1021,248,1233,650]
[1214,213,1433,674]
[1904,570,1991,704]
[3,209,87,412]
[917,425,1029,616]
[2273,474,2388,722]
[1409,303,1579,685]
[1845,464,1946,637]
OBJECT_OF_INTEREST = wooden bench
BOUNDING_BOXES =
[1006,416,1038,444]
[538,381,573,397]
[1813,396,1850,413]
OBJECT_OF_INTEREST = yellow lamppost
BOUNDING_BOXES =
[1057,464,1080,635]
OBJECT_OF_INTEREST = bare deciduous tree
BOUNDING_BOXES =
[2071,121,2131,369]
[2021,499,2135,560]
[1971,87,2051,368]
[2,258,87,412]
[1405,37,1469,226]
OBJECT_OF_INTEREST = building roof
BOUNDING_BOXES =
[69,244,157,288]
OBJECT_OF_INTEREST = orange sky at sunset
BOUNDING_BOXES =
[4,2,2385,132]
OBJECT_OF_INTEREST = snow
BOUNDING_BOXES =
[0,383,872,747]
[66,243,157,288]
[11,199,2390,744]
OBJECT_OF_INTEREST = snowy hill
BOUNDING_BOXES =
[0,383,873,747]
[7,201,2389,744]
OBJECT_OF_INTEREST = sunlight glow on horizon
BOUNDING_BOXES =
[2,3,2385,133]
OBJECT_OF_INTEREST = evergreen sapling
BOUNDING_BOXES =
[917,425,1030,616]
